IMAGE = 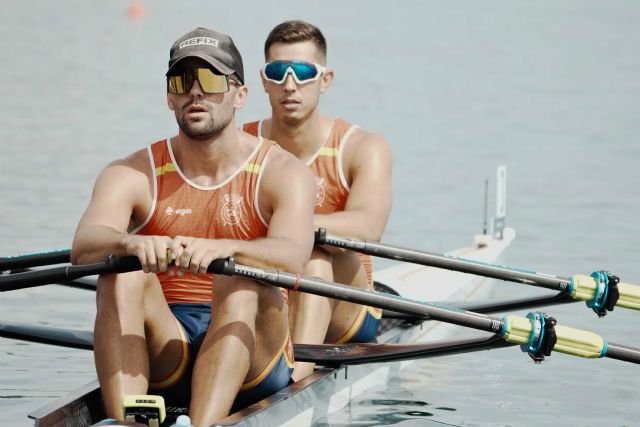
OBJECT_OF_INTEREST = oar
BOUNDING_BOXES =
[0,270,575,318]
[383,291,574,321]
[223,260,640,365]
[0,262,576,320]
[0,291,573,364]
[0,250,97,292]
[8,270,97,292]
[0,255,226,292]
[2,256,638,364]
[0,249,71,271]
[0,321,94,350]
[315,229,640,317]
[0,320,512,365]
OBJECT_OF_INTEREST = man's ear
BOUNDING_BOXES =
[319,68,334,94]
[167,94,175,110]
[234,84,249,109]
[259,72,269,92]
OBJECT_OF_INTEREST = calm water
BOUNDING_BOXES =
[1,1,639,426]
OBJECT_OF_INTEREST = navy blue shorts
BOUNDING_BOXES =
[348,310,381,343]
[332,307,381,344]
[149,303,293,409]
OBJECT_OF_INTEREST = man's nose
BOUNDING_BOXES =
[283,72,297,91]
[189,79,204,98]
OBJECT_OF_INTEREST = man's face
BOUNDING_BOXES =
[263,41,330,124]
[167,57,244,140]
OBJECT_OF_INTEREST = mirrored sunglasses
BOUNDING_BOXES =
[167,68,230,94]
[261,60,327,85]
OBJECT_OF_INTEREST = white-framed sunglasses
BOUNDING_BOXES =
[261,60,327,84]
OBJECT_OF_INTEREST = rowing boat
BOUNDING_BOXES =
[28,226,515,426]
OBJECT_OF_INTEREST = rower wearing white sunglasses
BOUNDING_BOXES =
[243,20,393,382]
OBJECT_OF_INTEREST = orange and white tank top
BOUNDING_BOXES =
[243,119,375,292]
[132,138,274,305]
[243,118,357,213]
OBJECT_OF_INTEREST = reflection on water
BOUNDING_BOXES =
[314,397,462,426]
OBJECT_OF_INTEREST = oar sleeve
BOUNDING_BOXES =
[501,315,606,359]
[617,282,640,310]
[571,274,640,310]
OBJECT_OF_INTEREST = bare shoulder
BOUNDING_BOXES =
[255,142,315,222]
[93,147,153,198]
[264,143,315,186]
[77,146,154,233]
[99,148,149,178]
[344,126,393,168]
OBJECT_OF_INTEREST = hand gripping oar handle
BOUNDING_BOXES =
[218,261,640,365]
[0,255,233,292]
[315,228,640,316]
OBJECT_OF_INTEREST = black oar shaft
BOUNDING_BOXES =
[321,234,572,291]
[0,256,227,292]
[1,264,101,292]
[295,335,514,365]
[0,258,139,292]
[605,343,640,364]
[383,292,575,320]
[0,249,71,271]
[0,322,93,350]
[0,321,513,365]
[229,264,504,334]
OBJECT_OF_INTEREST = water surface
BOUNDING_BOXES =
[1,1,639,426]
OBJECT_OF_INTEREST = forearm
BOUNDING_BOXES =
[314,210,389,256]
[224,236,311,273]
[71,225,131,265]
[314,210,388,242]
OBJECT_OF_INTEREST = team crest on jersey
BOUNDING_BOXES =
[314,176,326,207]
[221,193,243,225]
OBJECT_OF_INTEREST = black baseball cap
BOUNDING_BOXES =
[166,27,244,84]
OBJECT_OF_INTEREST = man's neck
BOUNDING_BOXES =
[171,125,254,186]
[266,113,334,163]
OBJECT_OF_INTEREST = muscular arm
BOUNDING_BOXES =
[71,152,171,271]
[174,149,316,275]
[236,151,316,271]
[315,130,392,244]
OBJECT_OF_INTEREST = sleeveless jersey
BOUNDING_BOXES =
[243,119,376,295]
[132,138,274,305]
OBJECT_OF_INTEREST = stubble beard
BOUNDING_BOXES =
[176,100,234,141]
